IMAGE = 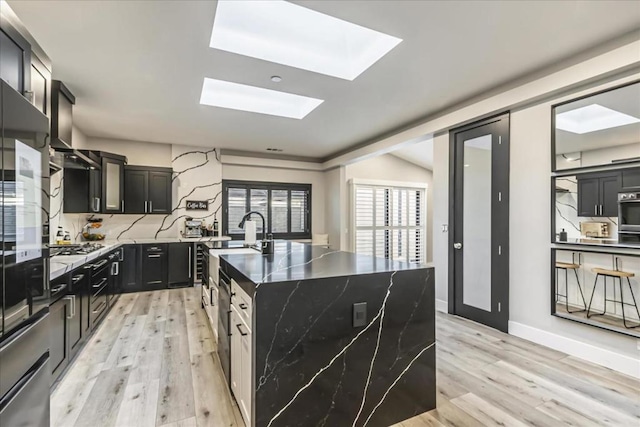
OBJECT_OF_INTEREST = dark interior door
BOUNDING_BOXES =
[449,113,510,332]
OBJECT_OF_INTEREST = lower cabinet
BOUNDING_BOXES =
[49,295,71,385]
[122,244,142,292]
[230,282,252,426]
[168,242,192,288]
[142,244,168,290]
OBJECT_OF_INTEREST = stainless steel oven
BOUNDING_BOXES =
[618,192,640,243]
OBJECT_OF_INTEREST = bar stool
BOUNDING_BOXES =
[555,261,587,313]
[587,263,640,329]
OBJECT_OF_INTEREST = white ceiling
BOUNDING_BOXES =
[390,139,434,170]
[9,0,640,159]
[556,82,640,154]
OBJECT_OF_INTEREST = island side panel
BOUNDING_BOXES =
[254,267,435,427]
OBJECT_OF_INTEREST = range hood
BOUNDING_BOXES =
[56,148,101,170]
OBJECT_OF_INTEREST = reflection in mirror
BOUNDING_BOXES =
[553,249,640,338]
[554,175,618,244]
[554,82,640,171]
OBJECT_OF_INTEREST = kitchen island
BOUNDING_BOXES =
[217,241,435,427]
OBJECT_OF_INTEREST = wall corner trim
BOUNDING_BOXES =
[508,321,640,379]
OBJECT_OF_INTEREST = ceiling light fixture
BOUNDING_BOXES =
[271,76,282,83]
[199,78,323,119]
[556,104,640,134]
[209,0,402,80]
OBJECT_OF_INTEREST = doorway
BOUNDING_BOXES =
[448,113,510,332]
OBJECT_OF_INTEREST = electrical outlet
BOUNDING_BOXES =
[442,224,448,233]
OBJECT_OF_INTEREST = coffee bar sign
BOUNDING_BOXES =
[186,200,208,210]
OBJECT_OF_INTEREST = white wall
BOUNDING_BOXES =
[74,136,172,167]
[324,166,347,250]
[222,164,326,236]
[344,154,434,261]
[431,74,640,377]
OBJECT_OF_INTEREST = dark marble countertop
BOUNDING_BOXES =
[555,238,640,250]
[219,241,430,285]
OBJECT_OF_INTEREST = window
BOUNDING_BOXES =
[222,180,311,239]
[352,181,426,264]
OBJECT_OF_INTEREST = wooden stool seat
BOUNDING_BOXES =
[591,268,635,278]
[556,262,580,270]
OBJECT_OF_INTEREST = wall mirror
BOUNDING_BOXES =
[553,81,640,171]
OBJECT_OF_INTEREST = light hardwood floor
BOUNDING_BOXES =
[52,287,640,427]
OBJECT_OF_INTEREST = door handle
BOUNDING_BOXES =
[454,243,463,250]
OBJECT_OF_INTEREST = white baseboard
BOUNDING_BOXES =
[508,321,640,379]
[435,299,448,313]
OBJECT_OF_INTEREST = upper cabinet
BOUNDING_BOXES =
[553,81,640,172]
[100,153,126,214]
[124,166,172,214]
[0,15,31,97]
[576,172,621,217]
[51,80,75,148]
[30,54,50,116]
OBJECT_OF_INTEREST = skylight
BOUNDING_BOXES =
[199,78,323,119]
[556,104,640,134]
[209,0,402,81]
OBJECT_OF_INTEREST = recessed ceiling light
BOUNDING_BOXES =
[556,104,640,134]
[271,76,282,83]
[199,78,323,119]
[209,0,402,81]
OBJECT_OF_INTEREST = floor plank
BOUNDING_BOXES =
[52,287,640,427]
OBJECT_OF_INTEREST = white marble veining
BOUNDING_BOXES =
[50,242,124,280]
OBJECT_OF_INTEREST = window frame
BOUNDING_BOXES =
[350,179,427,264]
[222,179,312,240]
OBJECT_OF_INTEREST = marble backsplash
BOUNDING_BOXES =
[555,176,618,240]
[50,144,223,243]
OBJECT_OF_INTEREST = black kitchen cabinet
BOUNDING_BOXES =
[63,166,102,213]
[100,153,126,214]
[51,80,75,148]
[621,168,640,191]
[30,54,50,115]
[142,244,168,289]
[122,244,142,293]
[49,288,71,385]
[124,166,172,214]
[0,15,31,96]
[168,243,193,288]
[577,172,621,217]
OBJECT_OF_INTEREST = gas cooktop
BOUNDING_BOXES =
[50,243,104,257]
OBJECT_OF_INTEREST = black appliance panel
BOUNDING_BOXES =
[0,353,49,427]
[619,192,640,233]
[1,80,49,338]
[218,268,231,385]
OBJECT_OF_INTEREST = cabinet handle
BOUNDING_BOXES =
[122,200,125,213]
[150,201,153,212]
[236,323,248,336]
[594,205,597,216]
[599,205,603,216]
[239,303,248,310]
[148,254,161,258]
[188,247,192,278]
[144,201,148,213]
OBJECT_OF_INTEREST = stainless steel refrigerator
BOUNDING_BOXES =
[0,79,51,425]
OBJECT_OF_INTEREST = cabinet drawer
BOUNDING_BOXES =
[231,279,252,330]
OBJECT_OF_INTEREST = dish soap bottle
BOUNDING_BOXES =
[56,227,64,245]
